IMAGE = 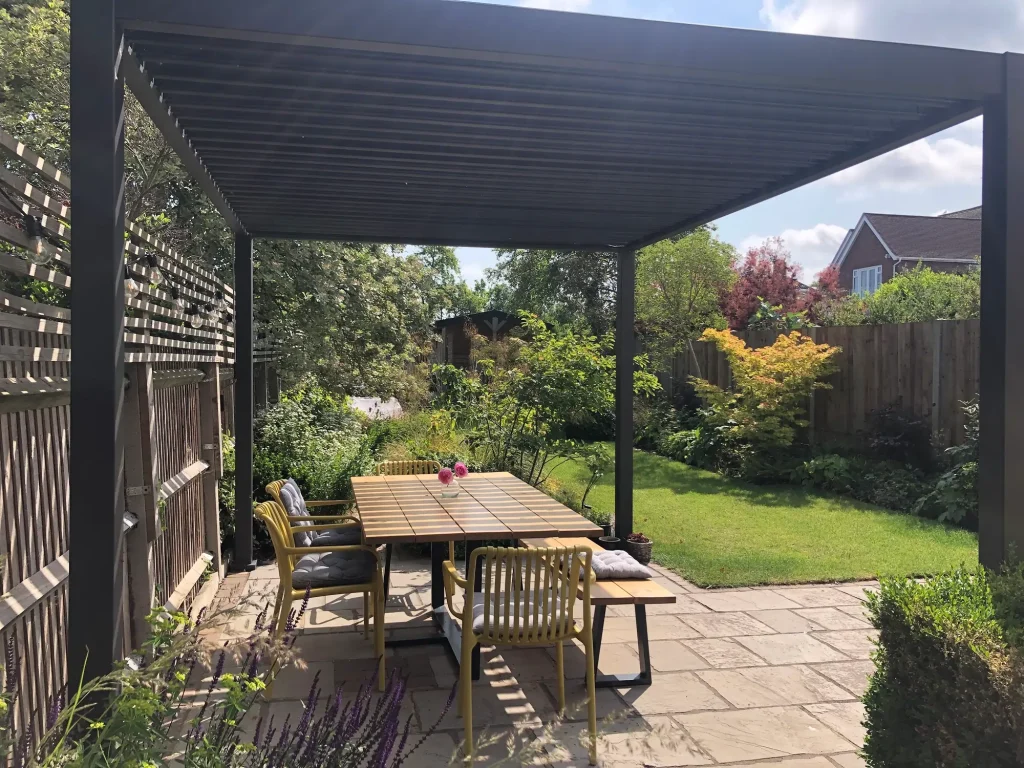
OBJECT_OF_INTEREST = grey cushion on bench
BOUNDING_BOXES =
[591,550,654,580]
[291,549,378,589]
[281,478,361,547]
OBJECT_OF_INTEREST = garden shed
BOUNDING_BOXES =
[68,0,1023,683]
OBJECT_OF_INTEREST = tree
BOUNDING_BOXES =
[721,238,803,330]
[635,226,736,360]
[804,266,867,326]
[865,264,980,324]
[487,249,618,333]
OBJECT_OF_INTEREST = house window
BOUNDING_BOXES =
[852,265,883,297]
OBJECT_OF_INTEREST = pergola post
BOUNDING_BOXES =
[233,233,256,571]
[615,248,635,538]
[68,0,126,680]
[979,52,1024,570]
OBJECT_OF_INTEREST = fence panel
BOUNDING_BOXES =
[0,126,235,741]
[666,319,981,447]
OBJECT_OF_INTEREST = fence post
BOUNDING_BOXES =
[199,363,224,575]
[255,362,268,412]
[930,321,943,441]
[268,365,281,405]
[122,363,159,644]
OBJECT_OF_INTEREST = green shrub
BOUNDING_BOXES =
[859,463,929,513]
[218,432,236,541]
[864,565,1024,767]
[915,399,979,526]
[867,402,934,471]
[792,453,858,494]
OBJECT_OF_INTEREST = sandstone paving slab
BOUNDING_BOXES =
[523,681,636,723]
[695,665,854,708]
[835,583,878,601]
[290,631,394,663]
[674,706,856,763]
[691,590,802,612]
[615,671,729,716]
[540,716,713,767]
[681,612,776,638]
[646,640,710,672]
[684,638,768,668]
[710,758,837,768]
[748,609,824,633]
[831,751,868,767]
[795,608,871,631]
[770,587,866,608]
[600,615,702,643]
[412,683,543,732]
[805,701,866,747]
[838,604,872,619]
[810,661,875,698]
[269,660,334,700]
[735,633,849,665]
[813,630,878,660]
[394,733,460,768]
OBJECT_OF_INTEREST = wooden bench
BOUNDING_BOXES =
[521,536,676,687]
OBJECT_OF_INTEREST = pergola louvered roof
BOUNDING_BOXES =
[115,0,1004,250]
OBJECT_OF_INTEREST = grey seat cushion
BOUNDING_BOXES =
[292,549,377,589]
[280,478,362,547]
[591,550,653,580]
[471,594,571,634]
[311,526,362,546]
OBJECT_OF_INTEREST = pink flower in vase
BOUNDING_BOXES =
[438,467,454,486]
[454,462,469,479]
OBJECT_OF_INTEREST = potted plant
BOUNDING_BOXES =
[624,531,653,565]
[585,507,613,542]
[439,462,469,498]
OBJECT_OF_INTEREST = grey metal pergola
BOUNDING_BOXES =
[70,0,1022,682]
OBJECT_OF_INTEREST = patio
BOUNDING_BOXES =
[210,548,875,768]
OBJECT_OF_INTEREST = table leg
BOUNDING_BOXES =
[592,604,607,671]
[595,605,652,688]
[383,543,393,603]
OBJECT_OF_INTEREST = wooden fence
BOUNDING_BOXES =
[663,320,981,447]
[0,127,235,739]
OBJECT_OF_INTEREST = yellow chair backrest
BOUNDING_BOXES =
[469,546,591,645]
[255,500,299,574]
[266,479,288,507]
[376,460,441,476]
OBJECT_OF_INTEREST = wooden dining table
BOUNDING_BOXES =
[350,471,602,677]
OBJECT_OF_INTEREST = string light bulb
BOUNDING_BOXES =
[214,290,229,313]
[124,263,141,300]
[144,253,163,287]
[23,214,49,265]
[170,284,188,311]
[187,305,204,329]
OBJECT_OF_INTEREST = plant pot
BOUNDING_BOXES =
[598,536,621,551]
[600,523,613,538]
[624,539,653,565]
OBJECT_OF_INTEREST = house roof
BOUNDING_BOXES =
[114,0,1003,250]
[832,211,981,267]
[940,205,983,219]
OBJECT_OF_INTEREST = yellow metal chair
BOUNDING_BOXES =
[442,545,598,765]
[375,459,442,476]
[255,500,386,691]
[266,478,360,520]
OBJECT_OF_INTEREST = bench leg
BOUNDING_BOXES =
[595,605,652,688]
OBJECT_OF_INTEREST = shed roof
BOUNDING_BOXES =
[115,0,1004,250]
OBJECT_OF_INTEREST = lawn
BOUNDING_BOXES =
[548,445,978,588]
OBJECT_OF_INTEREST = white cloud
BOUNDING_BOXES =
[518,0,592,10]
[740,223,849,280]
[825,134,982,194]
[760,0,1024,52]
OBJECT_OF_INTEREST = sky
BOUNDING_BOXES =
[448,0,1024,284]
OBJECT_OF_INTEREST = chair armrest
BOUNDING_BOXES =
[442,560,467,616]
[289,522,361,534]
[284,543,380,560]
[305,499,356,508]
[288,514,361,523]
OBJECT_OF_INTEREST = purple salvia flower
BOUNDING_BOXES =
[5,638,17,693]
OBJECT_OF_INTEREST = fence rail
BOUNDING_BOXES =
[664,320,981,447]
[0,126,234,740]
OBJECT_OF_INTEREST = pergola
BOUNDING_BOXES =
[71,0,1022,679]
